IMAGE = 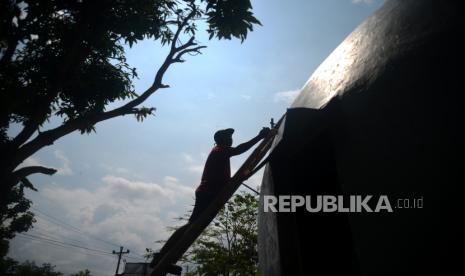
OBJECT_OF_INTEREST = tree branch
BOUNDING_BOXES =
[173,46,206,63]
[12,166,57,181]
[175,36,196,52]
[20,177,38,191]
[13,106,146,167]
[171,10,196,53]
[10,120,38,148]
[12,6,205,169]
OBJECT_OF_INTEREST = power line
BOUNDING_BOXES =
[20,232,143,262]
[18,233,145,260]
[15,236,145,276]
[28,227,125,258]
[18,232,115,255]
[15,233,116,260]
[31,206,120,248]
[30,206,147,259]
[129,252,148,260]
[31,224,96,246]
[32,215,117,252]
[15,235,110,260]
[32,218,147,260]
[15,234,130,276]
[124,255,146,261]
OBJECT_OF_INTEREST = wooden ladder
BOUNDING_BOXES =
[150,116,283,275]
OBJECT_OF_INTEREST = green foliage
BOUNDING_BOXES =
[1,0,149,129]
[0,183,35,259]
[205,0,262,41]
[0,0,261,135]
[134,107,157,122]
[185,192,259,275]
[0,259,62,276]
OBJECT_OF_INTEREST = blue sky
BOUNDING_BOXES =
[9,0,382,275]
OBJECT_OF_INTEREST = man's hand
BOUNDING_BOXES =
[259,127,270,137]
[258,127,276,138]
[231,127,277,156]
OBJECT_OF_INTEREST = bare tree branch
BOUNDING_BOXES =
[171,10,196,52]
[12,166,57,180]
[13,106,155,167]
[20,177,38,191]
[173,46,207,62]
[175,36,196,52]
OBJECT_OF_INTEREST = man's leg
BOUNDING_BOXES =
[158,224,189,257]
[188,190,210,223]
[150,191,208,268]
[149,224,189,274]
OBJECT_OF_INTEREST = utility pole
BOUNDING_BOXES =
[113,246,130,276]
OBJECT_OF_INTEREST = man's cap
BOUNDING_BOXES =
[214,128,234,143]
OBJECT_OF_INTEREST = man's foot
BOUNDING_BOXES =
[166,264,182,275]
[149,253,182,275]
[149,253,161,268]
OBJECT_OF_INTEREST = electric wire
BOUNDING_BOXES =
[31,223,98,246]
[31,206,120,248]
[29,206,147,260]
[19,232,114,255]
[15,233,116,260]
[17,233,146,262]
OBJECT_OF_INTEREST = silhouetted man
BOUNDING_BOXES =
[150,127,271,273]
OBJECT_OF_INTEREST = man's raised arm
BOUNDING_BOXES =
[230,127,271,156]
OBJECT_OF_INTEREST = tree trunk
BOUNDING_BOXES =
[0,145,22,211]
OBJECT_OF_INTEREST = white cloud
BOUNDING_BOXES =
[54,150,73,176]
[99,163,139,179]
[164,176,179,183]
[188,165,203,174]
[102,175,176,202]
[15,150,73,176]
[352,0,373,4]
[9,174,194,275]
[273,89,300,104]
[182,153,195,163]
[164,176,195,199]
[182,153,205,175]
[19,156,43,168]
[240,94,252,100]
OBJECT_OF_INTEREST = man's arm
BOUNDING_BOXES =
[229,128,271,156]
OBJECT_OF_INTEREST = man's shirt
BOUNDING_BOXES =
[196,145,232,194]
